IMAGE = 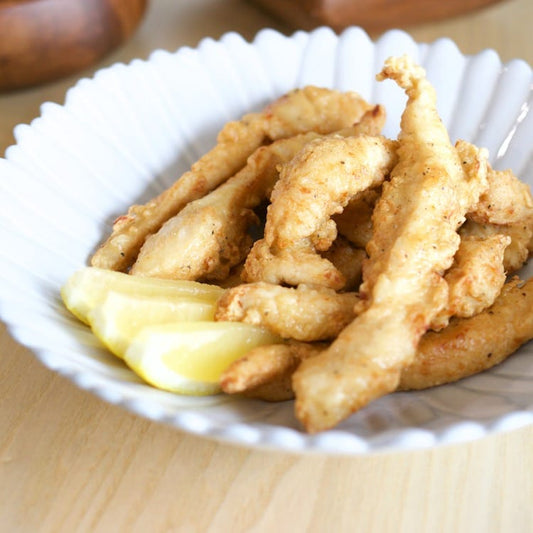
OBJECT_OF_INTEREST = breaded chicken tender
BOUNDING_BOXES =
[91,86,374,271]
[331,141,496,294]
[215,282,359,341]
[220,341,325,398]
[468,165,533,225]
[399,277,533,390]
[460,219,533,272]
[220,277,533,401]
[244,134,398,289]
[130,132,321,280]
[460,163,533,272]
[292,55,489,433]
[130,108,385,281]
[430,234,510,330]
[216,234,507,353]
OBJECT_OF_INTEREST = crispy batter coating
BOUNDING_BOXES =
[243,134,398,289]
[292,55,489,432]
[461,163,533,272]
[399,277,533,389]
[220,278,533,400]
[430,234,510,330]
[468,166,533,225]
[86,58,533,430]
[215,282,359,341]
[242,379,296,402]
[315,138,505,262]
[220,342,325,400]
[460,220,533,272]
[130,107,385,281]
[130,132,320,280]
[216,232,508,348]
[91,86,374,272]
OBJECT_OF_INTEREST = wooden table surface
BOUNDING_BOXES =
[1,1,532,531]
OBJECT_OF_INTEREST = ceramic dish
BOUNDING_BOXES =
[1,27,533,454]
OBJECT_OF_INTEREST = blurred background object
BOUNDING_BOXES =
[0,0,148,92]
[247,0,506,32]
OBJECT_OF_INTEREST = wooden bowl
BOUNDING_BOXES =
[248,0,505,32]
[0,0,148,92]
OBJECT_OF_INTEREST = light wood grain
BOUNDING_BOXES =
[1,1,533,531]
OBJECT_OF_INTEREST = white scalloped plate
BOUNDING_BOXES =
[1,27,533,455]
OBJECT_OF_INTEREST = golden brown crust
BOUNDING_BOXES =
[320,236,366,291]
[91,86,373,272]
[333,188,380,248]
[244,134,398,289]
[220,341,324,396]
[292,55,489,433]
[399,277,533,389]
[215,282,359,341]
[129,106,386,282]
[460,219,533,273]
[129,132,321,280]
[430,234,510,330]
[468,166,533,225]
[85,60,533,433]
[220,277,533,400]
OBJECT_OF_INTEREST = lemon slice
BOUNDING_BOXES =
[61,267,223,324]
[88,292,217,358]
[124,321,280,395]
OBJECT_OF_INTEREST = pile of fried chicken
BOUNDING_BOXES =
[91,55,533,433]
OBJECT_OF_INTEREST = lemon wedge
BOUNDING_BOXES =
[61,267,223,324]
[124,321,280,395]
[61,266,278,396]
[88,292,217,358]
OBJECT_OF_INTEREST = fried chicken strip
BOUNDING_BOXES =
[292,56,488,432]
[461,163,533,272]
[91,86,374,271]
[430,234,510,330]
[220,341,325,398]
[468,165,533,225]
[460,220,533,272]
[130,107,385,281]
[331,137,493,252]
[130,132,319,280]
[216,233,506,346]
[244,134,398,289]
[221,277,533,401]
[215,282,359,341]
[399,277,533,389]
